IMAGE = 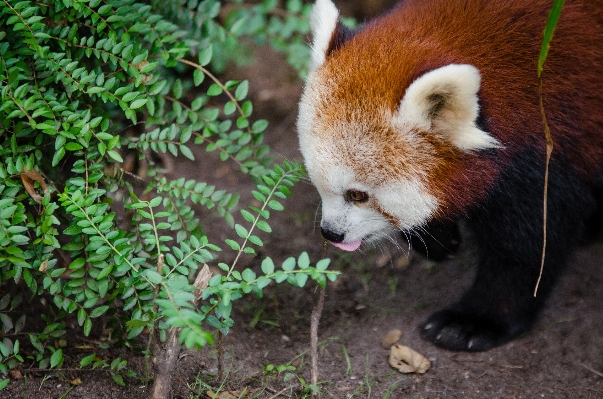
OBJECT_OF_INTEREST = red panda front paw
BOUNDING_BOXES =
[420,309,525,352]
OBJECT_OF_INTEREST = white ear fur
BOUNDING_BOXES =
[396,64,501,151]
[309,0,339,72]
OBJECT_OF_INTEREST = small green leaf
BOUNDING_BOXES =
[130,98,148,109]
[234,224,248,239]
[65,142,83,151]
[0,342,8,357]
[107,150,124,163]
[282,257,295,271]
[235,80,249,100]
[198,44,213,66]
[50,349,63,368]
[296,273,308,288]
[89,306,109,318]
[256,276,271,289]
[267,200,284,211]
[240,209,255,223]
[256,220,272,233]
[316,258,330,271]
[224,101,236,115]
[84,318,92,336]
[225,239,240,251]
[193,69,205,86]
[248,235,263,246]
[298,252,310,269]
[80,353,96,368]
[111,373,125,387]
[173,79,183,99]
[52,147,65,166]
[207,83,222,96]
[261,257,274,275]
[144,270,162,284]
[242,268,256,282]
[252,119,268,134]
[179,145,194,160]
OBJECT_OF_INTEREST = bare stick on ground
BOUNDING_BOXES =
[310,285,326,394]
[151,328,181,399]
[152,265,212,399]
[218,332,224,382]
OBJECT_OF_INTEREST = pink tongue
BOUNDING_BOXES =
[330,239,362,252]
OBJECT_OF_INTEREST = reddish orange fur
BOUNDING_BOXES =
[317,0,603,219]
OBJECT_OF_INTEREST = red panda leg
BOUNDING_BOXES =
[420,148,597,351]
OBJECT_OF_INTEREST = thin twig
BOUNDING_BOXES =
[267,385,297,399]
[218,332,224,382]
[310,247,327,396]
[581,363,603,378]
[309,241,330,393]
[24,368,117,373]
[534,76,554,297]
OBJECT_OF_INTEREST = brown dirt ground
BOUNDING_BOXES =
[3,1,603,398]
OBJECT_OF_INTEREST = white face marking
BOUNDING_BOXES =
[306,156,438,243]
[314,165,393,243]
[375,180,439,230]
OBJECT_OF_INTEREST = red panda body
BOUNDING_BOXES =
[299,0,603,351]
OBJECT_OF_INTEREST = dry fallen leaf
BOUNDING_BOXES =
[20,168,48,204]
[9,370,22,380]
[193,264,212,303]
[388,344,431,374]
[207,387,248,398]
[381,329,403,349]
[38,259,49,272]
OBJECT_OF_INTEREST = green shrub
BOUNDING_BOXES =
[0,0,336,387]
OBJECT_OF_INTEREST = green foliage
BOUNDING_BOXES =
[0,0,330,387]
[538,0,565,77]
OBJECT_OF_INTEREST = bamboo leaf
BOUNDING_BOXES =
[538,0,565,77]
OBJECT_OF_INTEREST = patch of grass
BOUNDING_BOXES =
[342,345,353,376]
[383,376,408,399]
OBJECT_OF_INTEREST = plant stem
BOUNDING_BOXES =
[226,170,294,279]
[310,286,325,395]
[150,328,180,399]
[218,332,223,382]
[534,76,553,297]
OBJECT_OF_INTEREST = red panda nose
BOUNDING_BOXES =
[321,227,344,243]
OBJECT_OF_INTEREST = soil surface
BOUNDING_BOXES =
[3,1,603,398]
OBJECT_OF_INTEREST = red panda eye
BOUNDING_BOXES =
[346,190,369,203]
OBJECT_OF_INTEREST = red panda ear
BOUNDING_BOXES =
[309,0,353,72]
[395,64,501,151]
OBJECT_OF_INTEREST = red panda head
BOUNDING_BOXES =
[298,0,501,251]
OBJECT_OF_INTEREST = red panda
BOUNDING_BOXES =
[298,0,603,351]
